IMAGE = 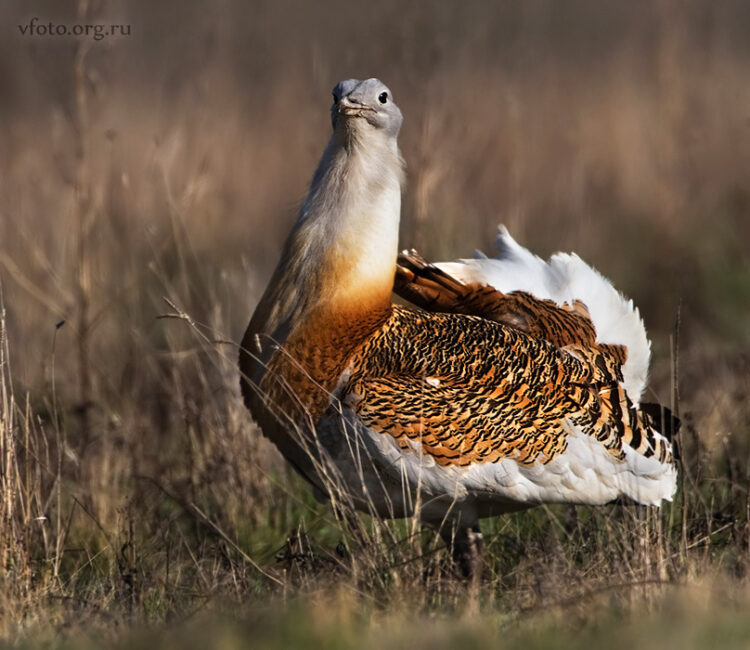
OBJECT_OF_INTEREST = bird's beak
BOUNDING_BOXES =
[338,97,371,116]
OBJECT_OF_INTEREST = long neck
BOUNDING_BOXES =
[250,131,404,346]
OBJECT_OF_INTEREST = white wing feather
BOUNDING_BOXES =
[435,225,651,402]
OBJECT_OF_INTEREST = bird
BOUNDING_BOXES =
[239,78,678,572]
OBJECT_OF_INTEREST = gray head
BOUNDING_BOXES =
[330,78,402,140]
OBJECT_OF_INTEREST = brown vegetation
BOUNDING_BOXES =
[0,0,748,646]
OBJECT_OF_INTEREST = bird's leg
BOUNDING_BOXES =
[331,502,370,555]
[441,521,485,580]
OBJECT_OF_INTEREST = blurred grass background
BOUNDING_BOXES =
[1,0,749,647]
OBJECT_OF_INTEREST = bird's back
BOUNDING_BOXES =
[336,302,676,515]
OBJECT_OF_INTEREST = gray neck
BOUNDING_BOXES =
[249,129,404,350]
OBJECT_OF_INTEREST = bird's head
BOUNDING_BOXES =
[330,78,403,141]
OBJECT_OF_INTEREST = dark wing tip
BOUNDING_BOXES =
[639,402,681,460]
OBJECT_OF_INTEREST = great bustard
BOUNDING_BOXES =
[239,78,677,569]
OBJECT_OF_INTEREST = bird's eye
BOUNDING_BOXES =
[332,93,338,103]
[378,91,388,104]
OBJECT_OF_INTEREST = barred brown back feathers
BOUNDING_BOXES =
[392,250,675,467]
[396,250,628,381]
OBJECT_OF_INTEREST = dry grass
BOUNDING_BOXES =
[1,0,749,647]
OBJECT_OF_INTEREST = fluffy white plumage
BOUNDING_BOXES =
[321,405,677,529]
[436,225,652,401]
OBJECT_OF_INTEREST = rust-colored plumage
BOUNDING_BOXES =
[386,251,674,468]
[395,250,628,377]
[343,303,673,469]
